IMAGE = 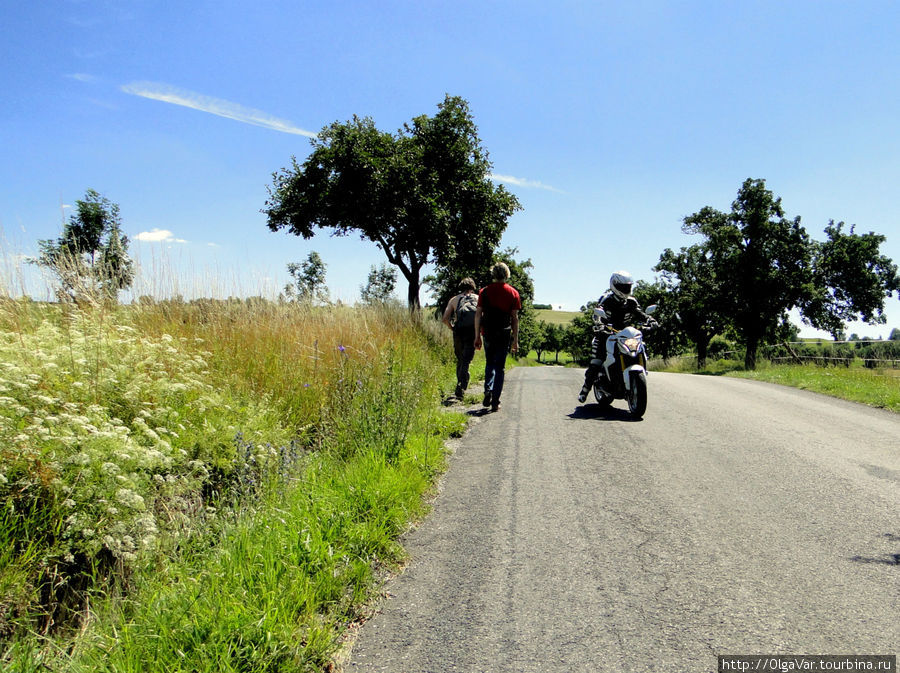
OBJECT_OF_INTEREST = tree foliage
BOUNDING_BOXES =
[803,221,900,334]
[264,95,521,310]
[283,251,329,304]
[34,189,134,303]
[360,263,397,304]
[632,279,685,363]
[678,178,899,368]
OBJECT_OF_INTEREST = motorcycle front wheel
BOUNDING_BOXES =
[626,371,648,418]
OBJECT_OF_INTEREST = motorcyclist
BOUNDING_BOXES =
[578,271,657,403]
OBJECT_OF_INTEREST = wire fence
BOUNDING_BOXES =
[757,340,900,368]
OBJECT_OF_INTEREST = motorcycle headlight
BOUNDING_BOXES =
[622,337,640,351]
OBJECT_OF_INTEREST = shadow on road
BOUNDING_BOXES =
[850,533,900,566]
[566,404,642,422]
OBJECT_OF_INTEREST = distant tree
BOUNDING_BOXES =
[565,301,597,365]
[682,178,899,369]
[890,328,900,341]
[533,321,550,362]
[533,303,553,310]
[264,95,521,311]
[284,251,329,304]
[653,245,730,368]
[33,189,134,303]
[360,263,397,304]
[632,278,687,364]
[545,323,567,363]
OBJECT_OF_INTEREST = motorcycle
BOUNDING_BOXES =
[588,304,658,419]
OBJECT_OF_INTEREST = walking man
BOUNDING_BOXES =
[442,277,479,399]
[474,262,521,412]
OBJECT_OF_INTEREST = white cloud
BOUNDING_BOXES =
[67,73,98,83]
[489,173,563,193]
[135,228,187,243]
[120,81,318,137]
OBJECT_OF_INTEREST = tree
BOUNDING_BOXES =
[533,321,550,362]
[653,245,729,368]
[565,301,597,365]
[283,251,329,304]
[802,221,900,335]
[632,278,687,364]
[360,263,397,304]
[681,178,899,369]
[34,189,134,303]
[264,95,521,310]
[544,323,567,363]
[890,328,900,341]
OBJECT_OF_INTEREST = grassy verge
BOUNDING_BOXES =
[653,357,900,413]
[728,363,900,413]
[0,298,464,671]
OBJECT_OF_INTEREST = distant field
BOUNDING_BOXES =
[535,308,581,326]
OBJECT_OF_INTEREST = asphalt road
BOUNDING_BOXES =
[346,367,900,672]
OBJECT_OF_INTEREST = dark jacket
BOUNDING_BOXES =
[597,291,652,331]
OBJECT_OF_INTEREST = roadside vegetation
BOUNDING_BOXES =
[0,295,464,672]
[652,354,900,413]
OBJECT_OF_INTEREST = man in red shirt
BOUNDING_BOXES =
[474,262,521,412]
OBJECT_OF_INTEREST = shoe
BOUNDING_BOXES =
[455,385,464,399]
[482,391,492,407]
[491,401,501,412]
[577,385,590,403]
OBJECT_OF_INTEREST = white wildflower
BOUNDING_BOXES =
[63,499,76,508]
[116,488,145,510]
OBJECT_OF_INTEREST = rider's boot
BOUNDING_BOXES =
[577,382,590,403]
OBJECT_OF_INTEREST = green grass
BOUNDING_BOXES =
[534,308,580,326]
[0,298,465,672]
[653,356,900,413]
[728,363,900,412]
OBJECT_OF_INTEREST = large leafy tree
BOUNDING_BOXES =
[632,279,686,364]
[683,179,899,369]
[34,189,134,303]
[264,95,521,310]
[653,245,730,368]
[802,221,900,335]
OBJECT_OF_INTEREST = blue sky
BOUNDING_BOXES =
[2,0,899,337]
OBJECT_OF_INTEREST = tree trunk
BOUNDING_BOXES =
[406,274,421,312]
[696,337,709,370]
[744,333,759,370]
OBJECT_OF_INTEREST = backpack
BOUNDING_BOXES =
[454,293,478,330]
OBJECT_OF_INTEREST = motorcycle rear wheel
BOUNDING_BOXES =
[592,382,614,408]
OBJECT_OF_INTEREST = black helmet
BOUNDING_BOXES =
[610,270,634,300]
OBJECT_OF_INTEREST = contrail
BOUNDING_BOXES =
[121,81,317,137]
[489,173,563,193]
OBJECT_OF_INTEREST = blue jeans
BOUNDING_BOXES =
[483,330,511,401]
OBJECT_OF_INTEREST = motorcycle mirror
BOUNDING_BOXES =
[592,307,607,322]
[645,304,658,315]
